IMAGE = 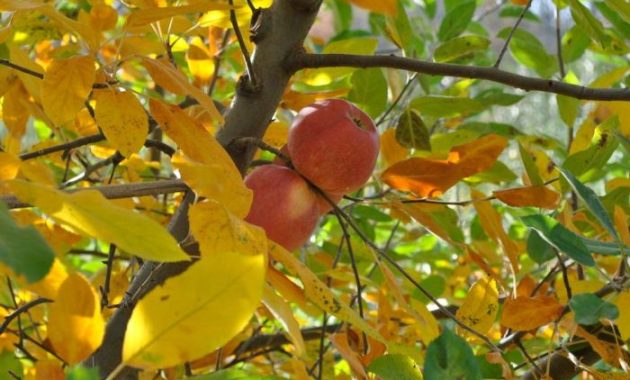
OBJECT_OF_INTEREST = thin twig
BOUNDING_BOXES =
[228,0,258,88]
[20,134,105,160]
[0,298,52,335]
[555,4,566,79]
[554,249,572,300]
[100,244,117,309]
[208,30,232,96]
[376,73,418,126]
[494,0,533,67]
[0,59,43,79]
[288,53,630,101]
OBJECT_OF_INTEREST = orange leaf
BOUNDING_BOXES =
[493,186,560,209]
[382,158,457,197]
[472,191,520,272]
[382,134,507,197]
[344,0,397,15]
[380,128,408,167]
[500,295,563,331]
[449,134,508,177]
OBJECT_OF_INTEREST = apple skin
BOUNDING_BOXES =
[244,164,320,251]
[287,99,379,194]
[273,144,343,215]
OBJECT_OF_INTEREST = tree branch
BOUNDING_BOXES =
[287,53,630,101]
[1,179,188,209]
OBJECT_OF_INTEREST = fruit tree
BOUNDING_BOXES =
[0,0,629,379]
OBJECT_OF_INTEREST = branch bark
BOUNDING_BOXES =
[86,0,322,377]
[1,179,188,209]
[287,53,630,101]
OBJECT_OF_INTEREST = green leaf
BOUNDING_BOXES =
[497,28,557,78]
[367,354,422,380]
[562,26,591,63]
[559,167,620,242]
[434,35,490,63]
[563,117,620,180]
[395,109,431,150]
[410,96,486,118]
[0,351,23,380]
[191,369,283,380]
[348,68,387,118]
[568,0,610,48]
[569,293,619,325]
[438,0,476,41]
[65,366,100,380]
[596,1,630,40]
[606,0,630,24]
[474,88,524,106]
[527,230,556,264]
[518,142,543,186]
[521,214,595,266]
[411,275,446,304]
[0,203,55,283]
[424,329,482,380]
[581,237,629,256]
[499,6,540,22]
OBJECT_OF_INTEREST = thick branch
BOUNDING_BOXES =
[287,53,630,101]
[1,179,188,209]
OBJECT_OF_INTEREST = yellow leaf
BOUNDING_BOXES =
[472,192,520,272]
[42,55,96,126]
[25,258,68,299]
[141,57,223,123]
[262,285,306,358]
[90,2,118,31]
[0,0,44,10]
[7,45,44,103]
[614,290,630,341]
[122,239,266,368]
[0,152,20,180]
[199,5,250,29]
[9,180,189,263]
[186,37,214,84]
[455,276,499,340]
[614,206,630,246]
[2,80,30,141]
[150,99,232,167]
[188,200,265,256]
[173,153,252,218]
[268,242,391,348]
[500,294,563,331]
[125,2,232,29]
[599,101,630,137]
[382,134,507,197]
[344,0,397,15]
[47,273,105,364]
[262,121,289,149]
[380,128,408,167]
[39,5,98,50]
[93,88,148,157]
[396,202,456,245]
[493,186,560,209]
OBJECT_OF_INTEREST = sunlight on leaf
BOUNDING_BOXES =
[122,239,266,368]
[48,273,104,365]
[42,55,95,126]
[125,2,232,29]
[9,180,189,262]
[141,57,223,123]
[262,285,306,358]
[456,276,499,340]
[93,88,148,157]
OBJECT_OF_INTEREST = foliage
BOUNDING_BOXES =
[0,0,629,379]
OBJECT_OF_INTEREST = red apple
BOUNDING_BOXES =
[244,164,319,251]
[273,144,343,215]
[287,99,379,194]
